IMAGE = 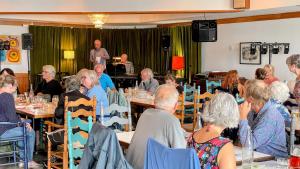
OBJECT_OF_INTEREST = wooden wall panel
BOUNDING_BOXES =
[15,73,29,94]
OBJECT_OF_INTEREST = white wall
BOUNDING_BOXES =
[202,18,300,81]
[0,25,29,73]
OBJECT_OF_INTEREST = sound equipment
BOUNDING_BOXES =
[192,20,217,42]
[161,35,170,49]
[22,33,33,50]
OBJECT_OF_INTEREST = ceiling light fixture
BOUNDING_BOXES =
[88,14,107,28]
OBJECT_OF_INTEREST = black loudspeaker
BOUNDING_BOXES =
[192,20,217,42]
[22,33,33,50]
[161,35,170,49]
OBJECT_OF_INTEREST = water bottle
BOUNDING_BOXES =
[29,84,34,103]
[242,126,253,169]
[134,80,138,96]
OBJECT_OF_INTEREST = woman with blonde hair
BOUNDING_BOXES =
[264,64,279,85]
[80,69,109,120]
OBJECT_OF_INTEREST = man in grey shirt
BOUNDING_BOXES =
[121,53,134,74]
[90,39,110,66]
[138,68,159,95]
[126,84,186,169]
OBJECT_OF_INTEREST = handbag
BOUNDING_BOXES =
[46,129,64,146]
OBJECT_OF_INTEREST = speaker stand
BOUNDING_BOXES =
[27,49,32,91]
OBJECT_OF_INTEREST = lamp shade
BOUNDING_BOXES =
[64,50,75,59]
[172,56,184,70]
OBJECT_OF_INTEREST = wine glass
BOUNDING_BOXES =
[52,95,59,107]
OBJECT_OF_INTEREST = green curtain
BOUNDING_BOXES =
[29,25,201,80]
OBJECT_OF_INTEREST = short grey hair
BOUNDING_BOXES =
[202,93,239,128]
[286,54,300,68]
[141,68,154,79]
[65,75,81,92]
[82,69,99,87]
[43,65,56,78]
[154,84,179,110]
[270,81,290,103]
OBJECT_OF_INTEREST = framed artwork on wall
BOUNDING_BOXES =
[240,42,261,65]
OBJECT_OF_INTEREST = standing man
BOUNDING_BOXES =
[90,39,110,66]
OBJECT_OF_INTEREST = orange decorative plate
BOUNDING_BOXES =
[7,49,20,62]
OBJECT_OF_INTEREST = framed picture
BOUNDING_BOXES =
[240,42,261,65]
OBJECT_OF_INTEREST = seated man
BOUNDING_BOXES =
[121,53,134,74]
[35,65,63,99]
[126,84,186,169]
[239,79,288,158]
[138,68,159,95]
[94,64,116,92]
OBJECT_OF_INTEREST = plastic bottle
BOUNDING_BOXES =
[242,126,253,169]
[29,84,34,103]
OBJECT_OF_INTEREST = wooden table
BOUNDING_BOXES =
[130,97,194,108]
[16,104,55,119]
[116,131,274,165]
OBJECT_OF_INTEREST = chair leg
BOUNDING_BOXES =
[47,125,52,169]
[13,141,17,166]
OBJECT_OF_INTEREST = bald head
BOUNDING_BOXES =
[154,84,179,112]
[121,54,128,63]
[94,39,102,49]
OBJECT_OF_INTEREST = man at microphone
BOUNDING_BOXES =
[139,68,159,95]
[90,39,110,66]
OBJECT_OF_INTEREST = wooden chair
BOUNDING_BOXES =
[206,80,221,94]
[45,96,96,169]
[101,98,132,132]
[175,94,185,126]
[193,91,214,130]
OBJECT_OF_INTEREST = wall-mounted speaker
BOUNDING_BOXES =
[192,20,217,42]
[161,35,170,49]
[22,33,33,50]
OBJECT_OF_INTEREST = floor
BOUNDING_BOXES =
[0,151,47,169]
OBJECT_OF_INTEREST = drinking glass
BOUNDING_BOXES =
[52,95,59,107]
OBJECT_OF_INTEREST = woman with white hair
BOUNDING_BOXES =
[81,69,108,120]
[270,81,291,127]
[264,64,279,85]
[35,65,62,98]
[187,93,239,169]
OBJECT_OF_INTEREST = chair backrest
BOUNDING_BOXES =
[175,94,185,125]
[193,91,214,130]
[144,138,200,169]
[101,98,132,132]
[184,84,196,102]
[64,96,96,169]
[206,80,221,94]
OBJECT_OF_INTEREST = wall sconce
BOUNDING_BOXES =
[284,43,289,54]
[64,50,75,59]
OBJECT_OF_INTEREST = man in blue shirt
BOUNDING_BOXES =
[239,80,288,158]
[94,64,116,92]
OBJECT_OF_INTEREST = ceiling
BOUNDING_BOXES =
[0,3,300,28]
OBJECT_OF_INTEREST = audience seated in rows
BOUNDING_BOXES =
[264,64,279,85]
[54,75,91,125]
[94,63,116,92]
[164,73,183,94]
[269,81,291,127]
[80,69,109,121]
[0,75,39,168]
[34,65,63,99]
[239,79,288,158]
[138,68,159,95]
[126,84,186,169]
[187,93,239,169]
